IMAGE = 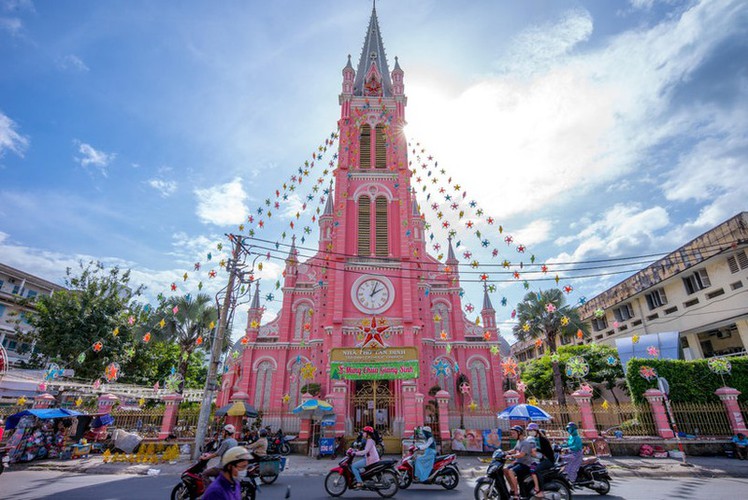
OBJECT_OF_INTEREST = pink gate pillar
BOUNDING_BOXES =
[435,390,451,443]
[298,393,312,440]
[643,389,674,439]
[715,387,748,434]
[401,380,418,438]
[224,391,249,437]
[33,393,55,409]
[326,381,348,437]
[571,389,599,439]
[159,393,183,440]
[97,393,119,414]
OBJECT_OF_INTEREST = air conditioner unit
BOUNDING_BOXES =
[717,330,732,339]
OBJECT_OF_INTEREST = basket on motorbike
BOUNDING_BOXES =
[259,455,285,475]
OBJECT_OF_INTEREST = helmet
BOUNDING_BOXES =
[566,422,578,431]
[259,429,268,437]
[527,423,540,431]
[223,424,236,434]
[221,446,251,467]
[421,426,432,434]
[363,426,375,434]
[511,425,524,434]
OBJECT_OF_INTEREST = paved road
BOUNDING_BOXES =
[1,470,747,499]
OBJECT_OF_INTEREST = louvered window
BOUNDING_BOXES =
[375,124,386,169]
[683,269,711,295]
[359,124,371,169]
[358,196,371,256]
[375,196,388,256]
[728,256,740,274]
[732,250,748,272]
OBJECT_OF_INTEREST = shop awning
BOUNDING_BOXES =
[4,408,83,430]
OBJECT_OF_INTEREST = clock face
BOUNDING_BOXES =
[352,276,394,314]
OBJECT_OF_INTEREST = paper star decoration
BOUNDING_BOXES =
[606,355,618,366]
[112,327,119,337]
[545,303,557,313]
[647,346,659,357]
[639,365,657,381]
[300,363,316,381]
[143,332,151,343]
[468,400,478,412]
[138,398,145,407]
[282,394,290,404]
[594,309,605,318]
[502,357,519,378]
[75,397,83,407]
[560,316,570,326]
[632,334,640,344]
[708,357,732,375]
[522,322,531,332]
[93,341,103,352]
[459,382,471,394]
[601,400,610,410]
[358,317,391,348]
[490,345,500,356]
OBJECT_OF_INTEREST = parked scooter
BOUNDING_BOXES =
[324,449,399,498]
[474,449,572,500]
[267,429,295,456]
[396,445,459,489]
[170,458,258,500]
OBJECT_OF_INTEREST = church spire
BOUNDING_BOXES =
[446,236,458,264]
[323,180,334,216]
[250,281,261,310]
[482,282,494,311]
[353,1,393,97]
[286,235,298,264]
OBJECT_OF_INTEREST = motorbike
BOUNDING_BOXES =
[396,445,459,490]
[353,431,385,457]
[0,447,8,476]
[267,430,295,456]
[324,449,399,498]
[565,454,611,495]
[474,449,573,500]
[170,458,258,500]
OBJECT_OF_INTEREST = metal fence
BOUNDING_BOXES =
[591,402,658,437]
[255,409,301,434]
[174,407,204,438]
[111,408,165,438]
[669,402,732,437]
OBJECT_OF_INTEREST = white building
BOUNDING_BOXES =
[0,263,65,367]
[512,212,748,363]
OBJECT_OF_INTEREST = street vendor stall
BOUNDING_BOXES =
[4,408,82,463]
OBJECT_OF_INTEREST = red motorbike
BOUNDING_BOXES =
[396,445,460,490]
[324,449,399,498]
[170,458,258,500]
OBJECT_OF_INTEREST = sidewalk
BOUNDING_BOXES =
[10,453,748,479]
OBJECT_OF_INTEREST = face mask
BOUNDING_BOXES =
[236,468,248,479]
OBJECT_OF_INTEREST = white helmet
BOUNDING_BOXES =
[422,426,432,434]
[223,424,236,434]
[221,446,251,467]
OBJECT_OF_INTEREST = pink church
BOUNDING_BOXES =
[217,6,510,444]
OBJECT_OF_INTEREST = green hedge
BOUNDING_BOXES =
[626,357,748,403]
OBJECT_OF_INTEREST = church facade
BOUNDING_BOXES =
[217,7,509,440]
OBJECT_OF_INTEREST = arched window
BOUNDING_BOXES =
[433,303,451,337]
[469,359,490,409]
[288,360,303,409]
[434,357,457,410]
[359,124,371,169]
[375,124,386,169]
[294,303,312,340]
[375,196,388,257]
[254,361,274,409]
[358,196,371,256]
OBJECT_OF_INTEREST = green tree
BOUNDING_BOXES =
[513,289,590,405]
[156,293,218,393]
[121,341,207,389]
[16,261,146,380]
[520,344,626,403]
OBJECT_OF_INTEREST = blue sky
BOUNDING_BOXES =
[1,0,747,341]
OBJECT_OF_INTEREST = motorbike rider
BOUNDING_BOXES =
[201,424,239,479]
[561,422,584,484]
[246,428,268,463]
[504,425,535,499]
[414,425,436,482]
[203,446,251,500]
[527,423,555,498]
[351,426,380,488]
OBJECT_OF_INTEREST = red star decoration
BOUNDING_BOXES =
[170,283,177,291]
[541,265,548,273]
[480,274,489,281]
[360,317,390,348]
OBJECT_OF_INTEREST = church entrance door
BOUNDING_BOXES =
[351,380,395,436]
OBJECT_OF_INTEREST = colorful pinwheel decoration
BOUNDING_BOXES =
[647,346,659,357]
[300,362,316,381]
[708,358,732,375]
[565,356,589,379]
[165,372,184,392]
[502,357,519,379]
[93,341,103,352]
[639,365,657,381]
[104,362,121,382]
[606,355,618,366]
[432,359,451,377]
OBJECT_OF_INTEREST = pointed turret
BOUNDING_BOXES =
[323,181,334,216]
[391,56,404,96]
[286,235,298,265]
[481,282,497,333]
[250,281,261,310]
[353,3,393,97]
[411,196,419,217]
[446,236,458,265]
[246,281,264,339]
[342,54,355,95]
[482,282,494,311]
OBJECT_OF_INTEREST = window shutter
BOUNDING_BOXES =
[738,250,748,270]
[375,125,386,169]
[728,256,739,274]
[698,269,711,288]
[375,196,388,256]
[359,125,371,169]
[358,196,371,256]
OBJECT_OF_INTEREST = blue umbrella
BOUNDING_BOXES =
[292,398,334,418]
[497,404,552,421]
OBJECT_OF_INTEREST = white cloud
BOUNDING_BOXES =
[407,0,746,225]
[74,141,115,176]
[0,16,21,35]
[0,110,29,158]
[147,178,177,197]
[511,219,554,247]
[194,177,249,225]
[57,54,89,72]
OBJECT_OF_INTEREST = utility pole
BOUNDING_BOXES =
[192,235,242,459]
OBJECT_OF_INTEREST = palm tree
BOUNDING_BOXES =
[160,293,218,393]
[513,289,589,405]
